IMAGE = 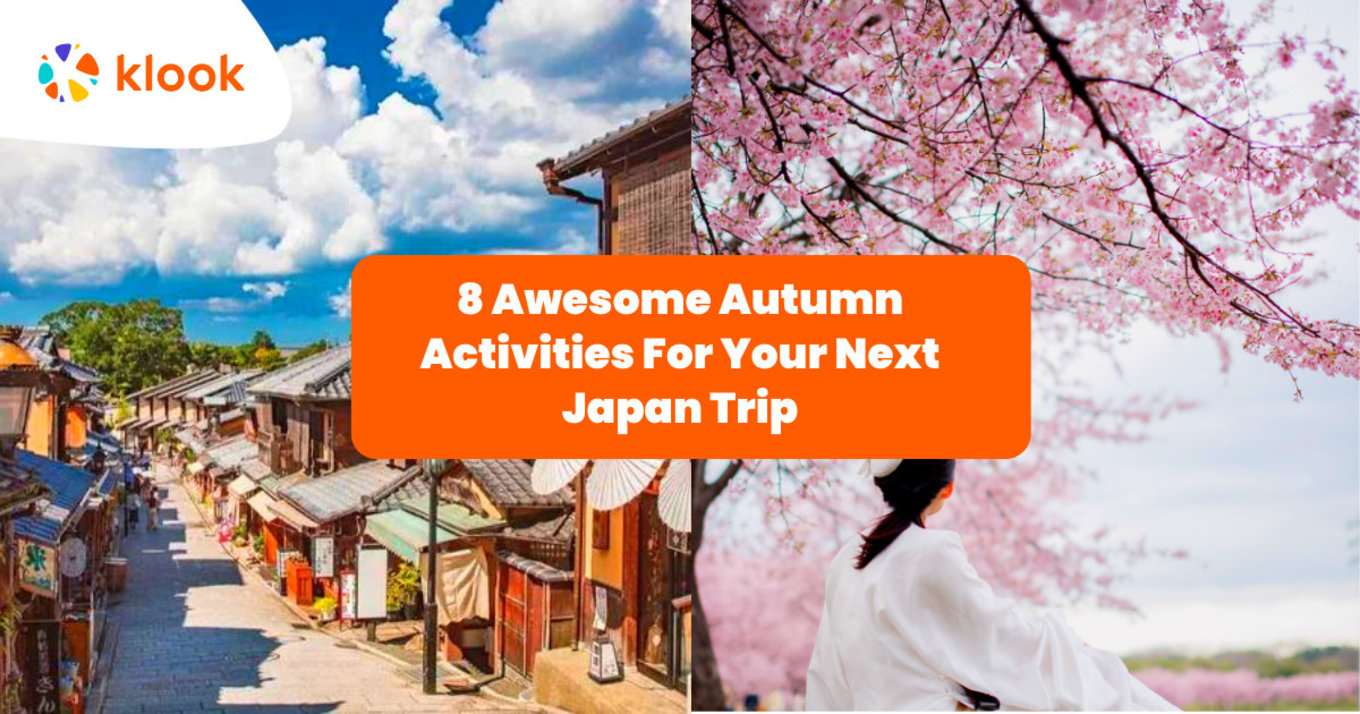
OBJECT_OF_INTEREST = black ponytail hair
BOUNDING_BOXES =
[854,459,956,569]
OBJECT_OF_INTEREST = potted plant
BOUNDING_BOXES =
[387,563,422,620]
[231,523,249,548]
[314,596,338,623]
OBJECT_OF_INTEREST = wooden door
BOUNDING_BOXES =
[499,564,528,675]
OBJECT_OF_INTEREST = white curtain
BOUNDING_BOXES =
[419,547,491,624]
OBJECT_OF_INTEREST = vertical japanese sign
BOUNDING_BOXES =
[340,569,357,621]
[21,619,60,713]
[312,536,335,579]
[18,538,57,597]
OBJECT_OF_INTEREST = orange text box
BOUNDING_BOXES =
[351,255,1030,458]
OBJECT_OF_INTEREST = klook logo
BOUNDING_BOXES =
[38,43,99,103]
[115,54,244,92]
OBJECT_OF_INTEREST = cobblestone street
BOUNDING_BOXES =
[102,466,527,713]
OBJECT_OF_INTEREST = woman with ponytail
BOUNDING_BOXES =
[805,460,1176,711]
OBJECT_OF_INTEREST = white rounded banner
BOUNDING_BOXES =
[0,0,290,148]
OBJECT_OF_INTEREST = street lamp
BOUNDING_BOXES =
[418,458,449,695]
[0,326,38,459]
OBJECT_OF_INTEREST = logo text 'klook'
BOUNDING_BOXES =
[116,55,243,91]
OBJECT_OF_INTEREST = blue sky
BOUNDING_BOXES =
[0,0,689,345]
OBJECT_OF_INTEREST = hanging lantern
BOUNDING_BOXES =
[530,458,586,495]
[657,459,691,533]
[587,459,662,511]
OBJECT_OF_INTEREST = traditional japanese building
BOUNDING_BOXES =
[17,327,104,462]
[0,463,50,708]
[532,101,693,713]
[363,459,574,678]
[119,369,220,453]
[0,327,116,713]
[538,95,691,256]
[246,344,359,477]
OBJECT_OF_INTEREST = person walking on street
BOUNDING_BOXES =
[146,478,160,527]
[146,485,159,531]
[125,484,141,534]
[142,478,157,532]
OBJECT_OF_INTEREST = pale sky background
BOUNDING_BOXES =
[1063,0,1359,655]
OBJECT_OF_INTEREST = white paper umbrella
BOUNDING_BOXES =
[587,459,663,510]
[658,459,691,533]
[531,459,586,495]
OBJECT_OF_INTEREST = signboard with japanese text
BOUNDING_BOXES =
[340,569,357,621]
[18,538,57,598]
[313,536,335,579]
[21,619,60,713]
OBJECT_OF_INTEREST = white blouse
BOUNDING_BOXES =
[805,527,1178,711]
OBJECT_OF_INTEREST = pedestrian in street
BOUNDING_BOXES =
[125,485,141,533]
[146,486,160,531]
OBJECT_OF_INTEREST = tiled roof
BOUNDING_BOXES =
[501,510,575,545]
[498,550,571,583]
[161,370,225,399]
[280,460,417,523]
[128,369,217,400]
[84,431,121,456]
[248,345,351,400]
[461,459,569,508]
[12,451,97,544]
[0,461,48,518]
[202,434,256,472]
[19,327,101,384]
[259,472,308,497]
[547,96,691,179]
[239,456,272,482]
[399,498,505,536]
[18,328,57,360]
[183,370,263,401]
[213,380,253,406]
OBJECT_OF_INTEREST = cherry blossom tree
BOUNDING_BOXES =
[690,0,1358,708]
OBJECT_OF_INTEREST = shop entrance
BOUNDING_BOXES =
[636,492,688,689]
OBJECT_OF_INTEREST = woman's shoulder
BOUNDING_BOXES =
[880,527,968,567]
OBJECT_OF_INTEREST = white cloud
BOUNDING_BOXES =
[0,2,687,286]
[329,279,352,318]
[183,280,291,314]
[339,95,536,231]
[648,0,689,49]
[475,0,633,72]
[242,281,289,301]
[381,0,676,193]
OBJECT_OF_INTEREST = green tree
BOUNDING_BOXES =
[41,300,191,396]
[288,339,331,364]
[113,398,132,425]
[236,330,283,370]
[187,340,239,370]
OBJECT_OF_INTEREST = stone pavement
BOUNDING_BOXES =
[102,464,528,713]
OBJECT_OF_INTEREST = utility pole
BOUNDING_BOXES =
[420,459,447,695]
